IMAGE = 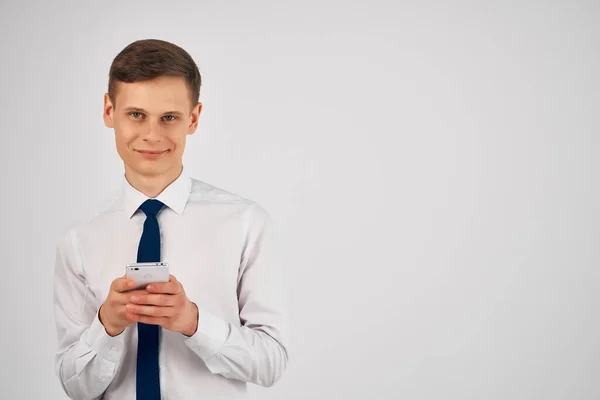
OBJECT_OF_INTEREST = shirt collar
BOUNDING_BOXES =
[123,167,192,218]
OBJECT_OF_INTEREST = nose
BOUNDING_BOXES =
[140,120,162,142]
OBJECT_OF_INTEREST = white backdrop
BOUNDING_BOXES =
[1,1,599,399]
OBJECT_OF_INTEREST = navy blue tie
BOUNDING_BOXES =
[136,199,164,400]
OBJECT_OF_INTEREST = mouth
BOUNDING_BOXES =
[135,149,170,159]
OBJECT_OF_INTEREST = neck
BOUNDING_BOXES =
[124,164,183,198]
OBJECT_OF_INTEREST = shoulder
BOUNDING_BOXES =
[57,186,124,242]
[187,177,272,223]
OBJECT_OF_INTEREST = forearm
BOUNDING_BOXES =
[56,313,126,399]
[184,308,288,387]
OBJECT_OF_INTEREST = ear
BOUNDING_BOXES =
[103,93,115,128]
[187,102,202,135]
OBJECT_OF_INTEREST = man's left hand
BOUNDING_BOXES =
[125,274,198,336]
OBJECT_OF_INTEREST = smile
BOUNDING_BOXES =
[136,149,170,159]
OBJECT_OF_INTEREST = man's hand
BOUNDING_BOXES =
[99,276,147,337]
[125,274,199,336]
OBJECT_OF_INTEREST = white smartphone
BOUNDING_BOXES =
[126,262,170,290]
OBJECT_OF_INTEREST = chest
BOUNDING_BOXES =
[80,213,245,312]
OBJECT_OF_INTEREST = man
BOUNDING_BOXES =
[53,39,289,399]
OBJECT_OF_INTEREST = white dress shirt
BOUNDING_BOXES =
[53,168,289,399]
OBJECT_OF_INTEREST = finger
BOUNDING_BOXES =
[125,304,175,318]
[114,289,149,305]
[125,312,168,326]
[146,280,181,295]
[111,277,136,293]
[128,293,178,306]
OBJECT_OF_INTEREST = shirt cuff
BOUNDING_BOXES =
[184,306,230,360]
[82,312,126,363]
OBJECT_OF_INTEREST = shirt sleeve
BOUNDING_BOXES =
[53,226,127,399]
[184,203,290,387]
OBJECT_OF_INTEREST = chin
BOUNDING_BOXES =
[132,161,181,177]
[137,163,170,175]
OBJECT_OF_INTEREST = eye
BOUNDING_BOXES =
[129,112,143,119]
[163,115,177,121]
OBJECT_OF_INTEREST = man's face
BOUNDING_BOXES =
[103,75,201,179]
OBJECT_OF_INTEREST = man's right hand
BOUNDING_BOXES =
[99,276,146,337]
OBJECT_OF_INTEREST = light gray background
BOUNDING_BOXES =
[1,0,598,399]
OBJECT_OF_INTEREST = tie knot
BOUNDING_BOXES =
[139,199,165,217]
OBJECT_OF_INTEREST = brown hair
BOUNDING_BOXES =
[108,39,201,108]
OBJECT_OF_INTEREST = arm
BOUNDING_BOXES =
[184,204,290,387]
[53,227,126,399]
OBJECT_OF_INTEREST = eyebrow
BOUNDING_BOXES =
[123,107,184,116]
